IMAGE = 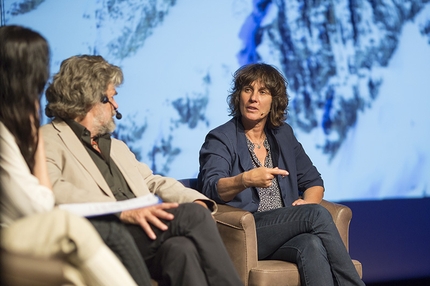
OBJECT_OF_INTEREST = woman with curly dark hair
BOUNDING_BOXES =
[198,63,364,286]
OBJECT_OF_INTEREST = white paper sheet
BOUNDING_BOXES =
[58,194,161,217]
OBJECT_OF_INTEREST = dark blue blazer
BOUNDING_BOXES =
[198,117,324,213]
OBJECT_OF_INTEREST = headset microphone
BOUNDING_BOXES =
[115,111,122,120]
[101,95,122,120]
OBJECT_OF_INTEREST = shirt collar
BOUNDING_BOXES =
[65,119,112,163]
[65,119,92,146]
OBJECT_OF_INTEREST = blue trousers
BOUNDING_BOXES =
[254,204,365,286]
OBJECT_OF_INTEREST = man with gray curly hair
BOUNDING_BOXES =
[45,55,122,134]
[41,55,243,286]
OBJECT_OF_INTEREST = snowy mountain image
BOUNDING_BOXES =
[2,0,429,201]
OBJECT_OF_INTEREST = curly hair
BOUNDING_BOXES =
[227,63,289,128]
[45,55,123,120]
[0,25,50,172]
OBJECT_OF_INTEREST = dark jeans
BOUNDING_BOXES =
[89,217,152,286]
[254,204,365,286]
[124,203,243,286]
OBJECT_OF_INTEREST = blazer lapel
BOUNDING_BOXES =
[52,120,115,198]
[235,118,254,172]
[110,141,146,197]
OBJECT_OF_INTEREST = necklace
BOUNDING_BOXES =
[246,135,266,149]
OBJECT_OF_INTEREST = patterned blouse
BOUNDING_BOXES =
[245,136,284,212]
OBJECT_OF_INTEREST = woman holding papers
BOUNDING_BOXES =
[0,25,151,285]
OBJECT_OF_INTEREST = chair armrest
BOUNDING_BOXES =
[320,199,352,251]
[1,247,68,286]
[214,204,258,285]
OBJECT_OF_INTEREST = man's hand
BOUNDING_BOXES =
[120,202,179,240]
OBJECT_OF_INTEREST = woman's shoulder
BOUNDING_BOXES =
[0,122,17,149]
[0,121,10,138]
[208,118,237,135]
[271,122,295,136]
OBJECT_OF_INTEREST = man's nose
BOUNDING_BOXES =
[110,98,119,109]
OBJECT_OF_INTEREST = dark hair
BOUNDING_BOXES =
[45,55,123,120]
[227,63,289,128]
[0,25,50,172]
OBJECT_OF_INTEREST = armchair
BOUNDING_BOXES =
[179,178,363,286]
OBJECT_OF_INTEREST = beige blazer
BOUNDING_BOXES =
[41,119,213,209]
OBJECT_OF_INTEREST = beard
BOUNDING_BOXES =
[93,104,116,136]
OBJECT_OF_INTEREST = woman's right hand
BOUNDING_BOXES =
[217,167,289,202]
[33,131,52,189]
[243,167,289,188]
